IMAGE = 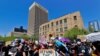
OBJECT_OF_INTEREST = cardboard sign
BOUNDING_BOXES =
[39,49,55,56]
[39,35,48,44]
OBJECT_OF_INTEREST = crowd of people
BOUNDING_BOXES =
[0,37,100,56]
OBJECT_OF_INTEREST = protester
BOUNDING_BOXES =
[92,41,100,56]
[0,36,100,56]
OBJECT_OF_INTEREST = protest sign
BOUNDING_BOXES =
[39,35,48,44]
[39,49,55,56]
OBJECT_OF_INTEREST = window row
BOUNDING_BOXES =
[40,18,67,31]
[56,27,67,32]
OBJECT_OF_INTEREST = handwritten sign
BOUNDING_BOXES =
[39,35,48,44]
[39,49,55,56]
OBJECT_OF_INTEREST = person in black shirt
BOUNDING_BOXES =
[5,45,12,56]
[15,40,26,56]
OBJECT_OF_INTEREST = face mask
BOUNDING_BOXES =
[93,46,96,51]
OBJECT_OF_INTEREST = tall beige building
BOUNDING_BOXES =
[39,11,84,39]
[28,2,48,36]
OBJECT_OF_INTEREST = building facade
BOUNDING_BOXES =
[89,20,100,32]
[11,26,27,37]
[27,2,48,36]
[11,32,27,37]
[39,11,84,39]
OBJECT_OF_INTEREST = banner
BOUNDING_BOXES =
[39,49,55,56]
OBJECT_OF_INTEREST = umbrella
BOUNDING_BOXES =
[59,37,70,43]
[85,32,100,42]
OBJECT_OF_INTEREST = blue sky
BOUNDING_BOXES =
[0,0,100,36]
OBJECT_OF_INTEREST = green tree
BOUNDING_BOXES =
[31,34,38,41]
[64,27,89,40]
[3,36,16,41]
[0,36,4,40]
[21,34,29,40]
[0,36,17,41]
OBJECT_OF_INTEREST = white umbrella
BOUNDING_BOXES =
[85,32,100,42]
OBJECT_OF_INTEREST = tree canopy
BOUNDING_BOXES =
[0,34,39,42]
[64,27,89,40]
[0,36,16,41]
[31,34,39,41]
[0,35,30,41]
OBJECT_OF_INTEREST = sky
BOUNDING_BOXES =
[0,0,100,36]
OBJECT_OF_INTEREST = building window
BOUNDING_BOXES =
[56,35,59,37]
[64,27,67,31]
[43,26,44,31]
[56,29,58,32]
[56,21,58,25]
[60,34,63,36]
[48,24,49,28]
[45,25,47,30]
[74,16,77,20]
[60,20,62,24]
[60,28,63,32]
[64,18,67,23]
[75,25,78,28]
[51,22,53,27]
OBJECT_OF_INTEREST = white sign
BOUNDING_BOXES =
[39,49,55,56]
[39,35,47,44]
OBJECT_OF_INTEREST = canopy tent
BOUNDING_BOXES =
[85,32,100,42]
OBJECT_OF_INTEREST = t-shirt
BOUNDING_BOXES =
[15,45,24,56]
